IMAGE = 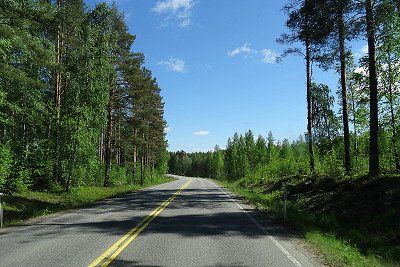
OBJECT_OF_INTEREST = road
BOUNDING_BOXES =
[0,176,323,267]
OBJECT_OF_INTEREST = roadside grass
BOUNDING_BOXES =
[2,175,174,226]
[216,178,398,267]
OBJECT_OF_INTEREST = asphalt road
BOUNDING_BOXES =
[0,176,323,267]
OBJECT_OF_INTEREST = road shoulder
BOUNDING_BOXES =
[210,178,328,267]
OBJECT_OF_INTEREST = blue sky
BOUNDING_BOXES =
[86,0,368,152]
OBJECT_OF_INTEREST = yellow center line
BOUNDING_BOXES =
[88,179,191,267]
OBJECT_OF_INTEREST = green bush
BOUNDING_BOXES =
[317,149,345,178]
[0,146,13,190]
[110,165,133,186]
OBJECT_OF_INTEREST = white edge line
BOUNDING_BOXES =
[209,180,303,267]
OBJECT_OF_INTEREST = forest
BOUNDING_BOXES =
[168,0,400,266]
[0,0,168,196]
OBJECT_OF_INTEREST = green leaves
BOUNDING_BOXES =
[0,0,167,192]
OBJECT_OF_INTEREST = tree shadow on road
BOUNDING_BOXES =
[8,185,299,246]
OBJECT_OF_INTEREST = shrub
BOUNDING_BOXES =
[0,146,13,190]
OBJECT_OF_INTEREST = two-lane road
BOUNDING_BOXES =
[0,176,323,267]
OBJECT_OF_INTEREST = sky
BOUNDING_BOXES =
[86,0,368,152]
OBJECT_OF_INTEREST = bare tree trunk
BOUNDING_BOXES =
[116,118,121,166]
[366,0,380,176]
[306,38,315,174]
[151,163,154,180]
[388,86,400,172]
[387,60,400,172]
[132,128,137,178]
[140,133,145,186]
[339,12,351,174]
[350,90,359,165]
[98,127,103,163]
[146,143,149,167]
[140,154,144,186]
[53,0,63,183]
[104,85,114,187]
[101,127,105,163]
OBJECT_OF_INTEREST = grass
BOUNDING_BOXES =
[215,178,399,267]
[2,175,174,226]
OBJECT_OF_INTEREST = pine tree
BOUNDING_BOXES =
[365,0,380,176]
[278,0,329,174]
[255,135,268,166]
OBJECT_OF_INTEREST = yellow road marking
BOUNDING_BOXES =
[88,179,191,267]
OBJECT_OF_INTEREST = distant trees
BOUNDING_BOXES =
[169,0,400,181]
[0,1,167,193]
[168,131,311,181]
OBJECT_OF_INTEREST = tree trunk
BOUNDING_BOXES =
[339,12,351,174]
[98,127,104,163]
[53,0,63,183]
[350,90,359,165]
[366,0,380,176]
[117,118,121,166]
[306,38,315,174]
[132,128,137,178]
[387,60,400,172]
[140,154,144,187]
[104,85,114,187]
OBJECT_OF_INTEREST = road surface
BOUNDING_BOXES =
[0,176,323,267]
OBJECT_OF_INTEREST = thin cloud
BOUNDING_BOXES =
[353,44,368,58]
[151,0,197,28]
[261,48,278,64]
[193,130,210,136]
[228,44,278,63]
[361,45,368,55]
[228,43,256,57]
[158,57,187,73]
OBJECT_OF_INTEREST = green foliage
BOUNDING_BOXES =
[306,231,385,267]
[0,145,13,190]
[0,0,167,194]
[316,148,345,178]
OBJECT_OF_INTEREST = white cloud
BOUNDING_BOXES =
[193,130,210,136]
[361,45,368,55]
[164,126,171,133]
[352,45,368,59]
[354,67,367,75]
[158,57,187,73]
[151,0,196,27]
[227,44,278,64]
[228,43,256,57]
[261,48,278,64]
